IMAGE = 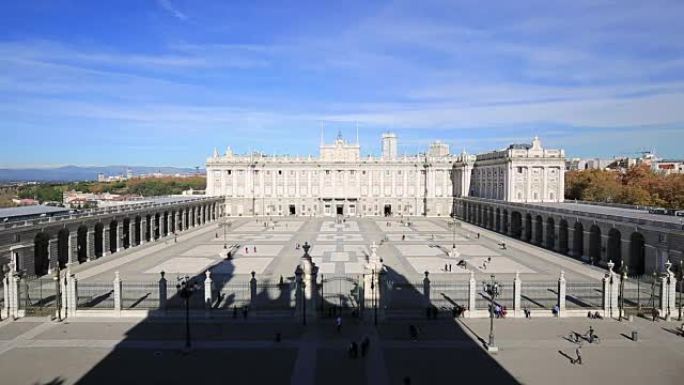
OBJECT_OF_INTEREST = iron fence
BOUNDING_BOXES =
[520,281,558,309]
[429,280,469,310]
[77,282,115,309]
[121,281,159,310]
[213,280,251,310]
[384,281,426,311]
[18,277,57,313]
[622,276,661,309]
[566,281,603,309]
[253,281,296,310]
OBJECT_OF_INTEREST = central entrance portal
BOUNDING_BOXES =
[336,204,344,215]
[289,205,296,215]
[384,204,392,216]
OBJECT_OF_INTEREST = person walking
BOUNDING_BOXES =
[573,343,583,365]
[652,307,659,322]
[336,316,342,333]
[361,336,370,357]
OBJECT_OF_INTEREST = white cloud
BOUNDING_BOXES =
[156,0,188,21]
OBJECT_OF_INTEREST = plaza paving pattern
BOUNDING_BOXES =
[0,316,682,384]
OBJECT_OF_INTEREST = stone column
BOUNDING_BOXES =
[513,271,522,317]
[468,271,476,316]
[602,272,611,318]
[103,227,110,257]
[67,273,77,315]
[140,217,147,245]
[159,272,167,312]
[9,273,19,319]
[128,221,136,247]
[68,233,78,265]
[61,272,68,317]
[113,271,122,314]
[116,223,123,252]
[558,270,566,317]
[180,211,186,232]
[87,230,95,261]
[660,260,676,320]
[160,214,166,238]
[47,239,58,274]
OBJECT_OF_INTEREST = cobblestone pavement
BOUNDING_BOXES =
[0,315,681,385]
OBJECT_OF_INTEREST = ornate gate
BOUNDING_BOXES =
[319,274,362,317]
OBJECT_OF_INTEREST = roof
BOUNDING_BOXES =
[508,143,532,150]
[0,205,70,219]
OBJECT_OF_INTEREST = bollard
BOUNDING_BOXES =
[631,330,638,342]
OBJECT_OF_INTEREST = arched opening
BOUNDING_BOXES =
[495,208,501,232]
[524,214,532,241]
[94,223,104,257]
[488,208,494,230]
[134,216,141,246]
[589,225,602,264]
[629,232,645,275]
[607,228,622,266]
[559,219,569,254]
[57,228,69,269]
[511,212,522,238]
[77,225,88,263]
[534,215,543,244]
[502,209,509,233]
[33,232,50,276]
[109,220,118,254]
[545,217,555,250]
[573,222,584,258]
[154,213,160,239]
[477,206,482,226]
[163,211,169,235]
[169,211,176,234]
[122,218,131,249]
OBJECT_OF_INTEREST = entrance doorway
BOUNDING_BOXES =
[384,204,392,216]
[336,205,344,216]
[289,205,296,215]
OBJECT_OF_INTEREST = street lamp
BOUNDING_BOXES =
[219,219,231,249]
[619,261,627,321]
[176,275,200,353]
[482,274,501,352]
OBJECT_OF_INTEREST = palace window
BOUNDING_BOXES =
[227,170,232,175]
[278,170,282,175]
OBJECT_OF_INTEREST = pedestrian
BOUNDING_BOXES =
[233,305,238,318]
[242,306,248,319]
[245,247,249,254]
[336,316,342,333]
[444,263,448,272]
[253,245,257,253]
[361,336,370,357]
[351,341,359,358]
[477,232,480,239]
[402,234,406,241]
[409,324,418,340]
[652,307,659,322]
[449,264,452,272]
[275,332,281,342]
[573,344,583,365]
[174,233,177,243]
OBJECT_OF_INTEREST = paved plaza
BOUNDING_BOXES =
[68,216,608,285]
[0,315,682,385]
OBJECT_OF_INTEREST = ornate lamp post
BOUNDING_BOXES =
[53,266,62,322]
[176,275,200,353]
[619,261,627,321]
[219,219,232,249]
[482,274,501,352]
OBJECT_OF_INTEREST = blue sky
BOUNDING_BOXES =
[1,0,683,168]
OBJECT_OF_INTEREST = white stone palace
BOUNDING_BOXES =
[206,133,565,217]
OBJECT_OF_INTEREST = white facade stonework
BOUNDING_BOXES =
[206,135,565,217]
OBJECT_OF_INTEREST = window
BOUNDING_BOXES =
[227,170,232,175]
[325,170,330,175]
[362,170,367,175]
[385,170,390,175]
[517,167,523,174]
[278,170,282,175]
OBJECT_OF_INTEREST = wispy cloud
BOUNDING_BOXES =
[156,0,188,21]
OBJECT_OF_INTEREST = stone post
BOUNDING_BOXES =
[113,271,122,314]
[204,270,214,312]
[602,272,611,318]
[47,239,58,274]
[558,270,566,317]
[61,273,68,317]
[249,271,257,313]
[468,270,476,316]
[159,271,167,312]
[423,271,431,308]
[2,275,9,319]
[128,222,136,247]
[602,261,617,318]
[513,271,522,317]
[102,227,110,257]
[116,223,123,252]
[67,273,77,315]
[160,214,166,238]
[660,260,676,320]
[68,233,78,265]
[9,273,19,319]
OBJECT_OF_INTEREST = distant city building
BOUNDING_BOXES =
[653,159,684,175]
[97,173,106,182]
[206,134,566,217]
[62,190,144,208]
[11,198,39,206]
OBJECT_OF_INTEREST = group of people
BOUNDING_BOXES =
[443,263,453,272]
[493,304,508,318]
[425,305,440,320]
[244,245,257,254]
[347,337,370,359]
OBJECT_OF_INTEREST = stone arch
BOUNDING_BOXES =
[122,218,131,249]
[163,211,169,235]
[589,225,602,264]
[94,223,104,257]
[511,211,522,238]
[145,214,152,242]
[33,232,50,276]
[629,232,645,275]
[559,219,569,254]
[169,211,176,234]
[545,217,555,250]
[57,228,69,269]
[573,222,584,258]
[477,205,483,226]
[524,214,532,241]
[534,215,543,244]
[109,220,118,254]
[77,225,88,263]
[488,208,494,230]
[154,213,160,239]
[607,228,622,266]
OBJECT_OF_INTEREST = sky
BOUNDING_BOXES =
[1,0,683,168]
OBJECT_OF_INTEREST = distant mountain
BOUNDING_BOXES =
[0,165,203,182]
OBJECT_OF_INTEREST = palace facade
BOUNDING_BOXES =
[206,133,565,217]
